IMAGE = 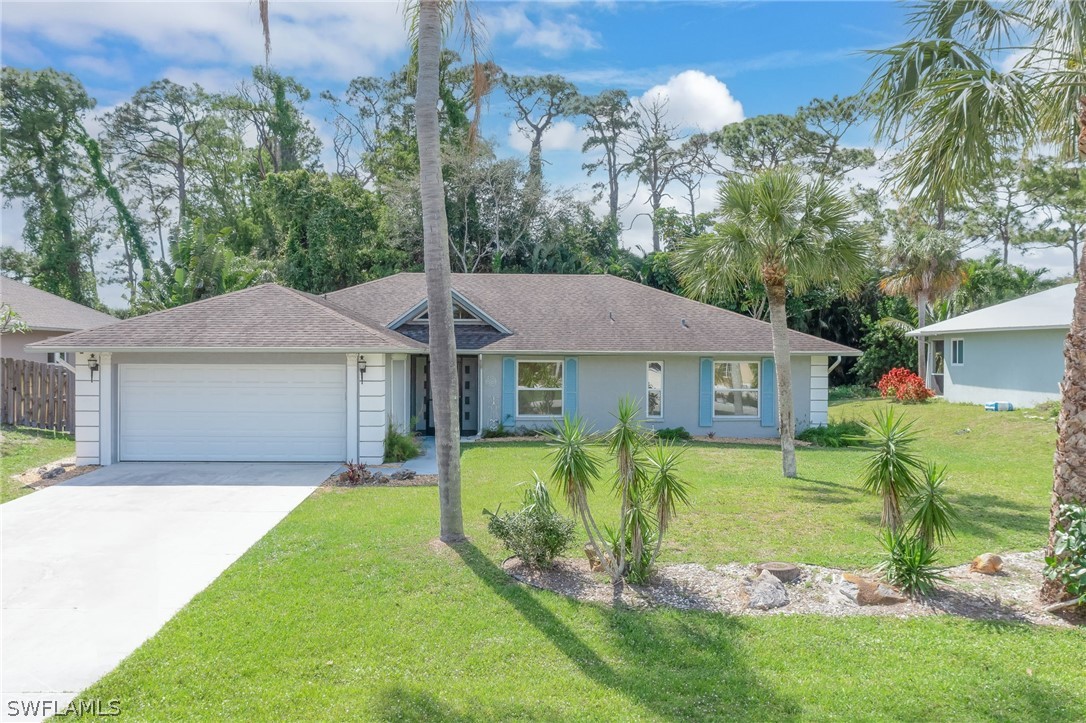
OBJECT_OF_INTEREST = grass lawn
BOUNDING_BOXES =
[74,400,1083,720]
[1,425,75,503]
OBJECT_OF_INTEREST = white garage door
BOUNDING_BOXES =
[118,364,347,462]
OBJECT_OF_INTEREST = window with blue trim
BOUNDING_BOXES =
[517,360,563,417]
[713,361,760,418]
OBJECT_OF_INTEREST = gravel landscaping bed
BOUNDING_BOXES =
[9,456,98,493]
[503,550,1080,627]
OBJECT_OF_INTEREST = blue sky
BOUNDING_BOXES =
[1,1,1069,304]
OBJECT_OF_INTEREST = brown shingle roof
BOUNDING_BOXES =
[328,273,859,355]
[28,283,422,351]
[1,277,119,332]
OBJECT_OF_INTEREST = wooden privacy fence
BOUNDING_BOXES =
[1,358,75,433]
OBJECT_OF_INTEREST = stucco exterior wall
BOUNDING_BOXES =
[1,329,63,363]
[479,353,821,437]
[931,328,1065,408]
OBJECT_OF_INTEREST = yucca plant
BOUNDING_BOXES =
[855,408,923,531]
[546,403,692,583]
[544,416,613,577]
[606,396,650,577]
[906,462,960,547]
[876,529,948,597]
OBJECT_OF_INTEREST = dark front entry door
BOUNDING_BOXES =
[458,356,478,435]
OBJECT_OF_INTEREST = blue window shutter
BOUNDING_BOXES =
[699,358,713,427]
[502,357,516,424]
[761,357,777,429]
[564,357,578,417]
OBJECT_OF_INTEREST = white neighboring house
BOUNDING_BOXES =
[909,284,1074,408]
[0,277,118,363]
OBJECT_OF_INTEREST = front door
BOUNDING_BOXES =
[931,340,945,395]
[458,356,478,435]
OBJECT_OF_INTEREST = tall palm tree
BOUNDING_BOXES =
[879,226,965,385]
[258,0,478,542]
[413,0,466,542]
[867,0,1086,601]
[675,167,871,478]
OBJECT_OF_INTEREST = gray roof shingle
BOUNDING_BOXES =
[28,283,423,351]
[1,277,119,332]
[328,273,859,355]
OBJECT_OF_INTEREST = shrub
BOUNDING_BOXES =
[828,384,879,402]
[484,474,576,568]
[654,426,692,442]
[876,529,948,597]
[1044,503,1086,607]
[384,424,422,463]
[479,422,510,439]
[798,419,866,447]
[877,367,935,403]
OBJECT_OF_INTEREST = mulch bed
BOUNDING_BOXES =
[502,550,1081,627]
[322,471,438,488]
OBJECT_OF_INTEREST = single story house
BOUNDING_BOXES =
[29,273,857,466]
[909,283,1074,407]
[1,277,118,363]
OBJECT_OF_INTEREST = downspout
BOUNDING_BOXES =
[827,356,842,376]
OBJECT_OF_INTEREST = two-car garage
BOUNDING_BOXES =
[116,363,348,462]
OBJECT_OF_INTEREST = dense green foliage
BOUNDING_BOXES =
[876,529,948,597]
[797,418,866,448]
[1044,503,1086,606]
[383,424,422,463]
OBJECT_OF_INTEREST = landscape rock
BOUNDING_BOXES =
[39,466,64,480]
[747,569,789,609]
[970,553,1003,575]
[753,562,802,583]
[839,573,907,605]
[390,468,416,481]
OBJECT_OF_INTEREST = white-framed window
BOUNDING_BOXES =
[516,360,564,417]
[951,338,965,366]
[713,360,760,418]
[646,361,663,418]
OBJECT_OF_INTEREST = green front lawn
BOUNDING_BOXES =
[1,425,75,503]
[75,400,1083,720]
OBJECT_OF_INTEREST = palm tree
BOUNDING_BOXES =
[412,0,466,542]
[879,225,965,385]
[675,167,871,478]
[258,0,480,542]
[866,0,1085,601]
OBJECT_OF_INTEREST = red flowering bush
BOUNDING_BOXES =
[877,368,935,403]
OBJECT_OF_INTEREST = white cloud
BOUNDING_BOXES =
[2,1,408,81]
[507,119,585,154]
[486,6,599,57]
[640,70,744,132]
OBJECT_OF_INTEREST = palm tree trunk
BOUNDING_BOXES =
[916,290,929,384]
[1045,249,1086,601]
[766,282,797,478]
[416,0,464,543]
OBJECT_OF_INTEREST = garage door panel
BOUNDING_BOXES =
[118,364,347,462]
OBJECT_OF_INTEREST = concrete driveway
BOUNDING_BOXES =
[1,462,336,721]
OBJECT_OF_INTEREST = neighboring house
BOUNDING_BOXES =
[909,283,1074,408]
[29,273,857,466]
[0,277,118,363]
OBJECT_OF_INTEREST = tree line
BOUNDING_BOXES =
[0,57,1080,384]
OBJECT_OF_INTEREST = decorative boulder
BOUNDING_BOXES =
[970,553,1003,575]
[839,573,907,606]
[753,562,802,583]
[390,468,416,481]
[584,544,604,572]
[747,569,789,610]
